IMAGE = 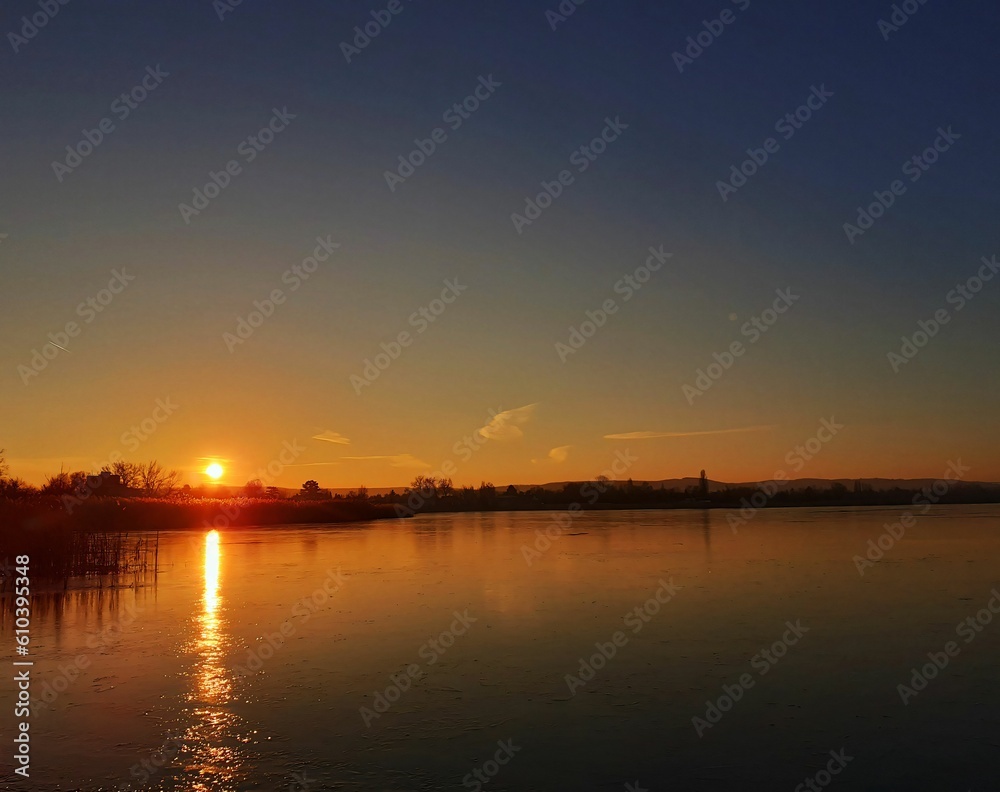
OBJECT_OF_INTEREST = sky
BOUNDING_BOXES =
[2,0,998,489]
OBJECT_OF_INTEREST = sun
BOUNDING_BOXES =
[205,463,224,480]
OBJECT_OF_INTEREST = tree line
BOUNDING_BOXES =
[0,450,180,498]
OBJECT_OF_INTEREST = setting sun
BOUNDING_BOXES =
[5,3,1000,788]
[205,463,224,480]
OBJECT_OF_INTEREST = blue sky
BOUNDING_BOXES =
[2,0,998,487]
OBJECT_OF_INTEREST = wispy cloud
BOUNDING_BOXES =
[340,454,429,469]
[478,403,538,441]
[284,461,340,467]
[312,430,351,445]
[532,445,571,464]
[603,425,774,440]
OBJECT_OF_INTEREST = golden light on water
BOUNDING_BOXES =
[180,529,248,790]
[204,529,220,615]
[194,529,231,708]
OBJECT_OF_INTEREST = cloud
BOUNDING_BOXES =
[532,445,571,464]
[603,425,774,440]
[312,430,351,445]
[284,461,340,467]
[548,445,571,463]
[477,403,538,441]
[340,454,429,469]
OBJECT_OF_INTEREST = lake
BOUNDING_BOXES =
[5,505,999,791]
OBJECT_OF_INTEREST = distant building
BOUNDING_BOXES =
[85,471,130,496]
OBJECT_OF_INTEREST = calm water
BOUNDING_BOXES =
[4,506,999,791]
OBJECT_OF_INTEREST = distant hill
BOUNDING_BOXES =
[512,477,999,493]
[511,477,736,493]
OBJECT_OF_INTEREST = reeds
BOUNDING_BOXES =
[0,494,396,586]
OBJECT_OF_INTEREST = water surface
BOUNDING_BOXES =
[5,506,999,790]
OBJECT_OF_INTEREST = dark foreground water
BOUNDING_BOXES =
[3,506,999,791]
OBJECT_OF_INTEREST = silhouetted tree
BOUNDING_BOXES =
[102,461,142,489]
[0,449,32,497]
[0,477,34,497]
[96,460,177,495]
[300,480,321,497]
[42,470,86,496]
[138,461,179,497]
[411,475,438,498]
[243,479,265,498]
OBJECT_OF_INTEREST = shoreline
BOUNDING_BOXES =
[3,490,999,535]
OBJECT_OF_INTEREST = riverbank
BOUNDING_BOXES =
[390,487,1000,516]
[1,495,400,534]
[6,485,998,536]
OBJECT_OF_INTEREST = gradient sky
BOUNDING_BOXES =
[2,0,998,489]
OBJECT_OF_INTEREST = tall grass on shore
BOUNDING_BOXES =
[0,518,158,590]
[0,526,156,588]
[2,493,398,533]
[0,494,398,587]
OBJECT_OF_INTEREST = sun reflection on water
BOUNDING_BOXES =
[178,530,249,791]
[196,530,230,704]
[204,529,220,614]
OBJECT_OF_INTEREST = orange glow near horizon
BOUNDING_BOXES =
[6,402,1000,489]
